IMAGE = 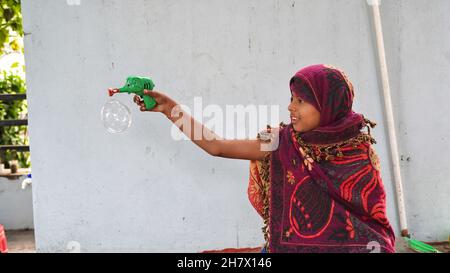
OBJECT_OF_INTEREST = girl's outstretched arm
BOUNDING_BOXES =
[133,90,272,161]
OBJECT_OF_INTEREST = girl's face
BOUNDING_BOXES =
[288,93,321,132]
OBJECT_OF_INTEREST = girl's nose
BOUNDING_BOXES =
[288,102,295,113]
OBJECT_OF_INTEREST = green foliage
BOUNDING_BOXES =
[0,71,29,168]
[0,0,23,53]
[0,0,29,169]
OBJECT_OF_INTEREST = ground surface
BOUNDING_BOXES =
[4,230,449,253]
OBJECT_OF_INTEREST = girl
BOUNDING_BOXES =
[133,64,396,253]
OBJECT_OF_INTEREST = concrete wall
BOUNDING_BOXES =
[20,0,449,252]
[381,0,450,242]
[0,176,34,230]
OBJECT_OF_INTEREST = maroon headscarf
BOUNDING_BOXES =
[248,64,395,253]
[289,64,365,144]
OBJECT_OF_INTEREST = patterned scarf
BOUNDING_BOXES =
[248,64,395,253]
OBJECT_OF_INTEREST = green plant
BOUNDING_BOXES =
[0,0,29,169]
[1,0,23,54]
[0,71,29,168]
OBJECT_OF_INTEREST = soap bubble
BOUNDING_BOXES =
[101,99,132,134]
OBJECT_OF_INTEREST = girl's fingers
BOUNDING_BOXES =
[139,103,163,112]
[138,90,167,113]
[134,96,144,107]
[140,105,151,112]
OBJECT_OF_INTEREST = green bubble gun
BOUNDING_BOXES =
[108,76,157,110]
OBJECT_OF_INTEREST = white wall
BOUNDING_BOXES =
[0,176,34,230]
[381,0,450,242]
[20,0,449,252]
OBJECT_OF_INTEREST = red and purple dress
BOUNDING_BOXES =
[248,64,396,253]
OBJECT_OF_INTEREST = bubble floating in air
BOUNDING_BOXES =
[101,99,132,134]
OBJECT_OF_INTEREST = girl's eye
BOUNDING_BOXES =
[292,97,303,103]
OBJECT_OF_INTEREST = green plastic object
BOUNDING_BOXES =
[109,76,156,110]
[403,237,441,253]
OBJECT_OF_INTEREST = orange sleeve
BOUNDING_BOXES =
[248,155,271,218]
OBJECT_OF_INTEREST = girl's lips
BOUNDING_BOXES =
[290,116,299,123]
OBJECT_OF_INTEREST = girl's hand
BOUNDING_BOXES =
[133,90,179,119]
